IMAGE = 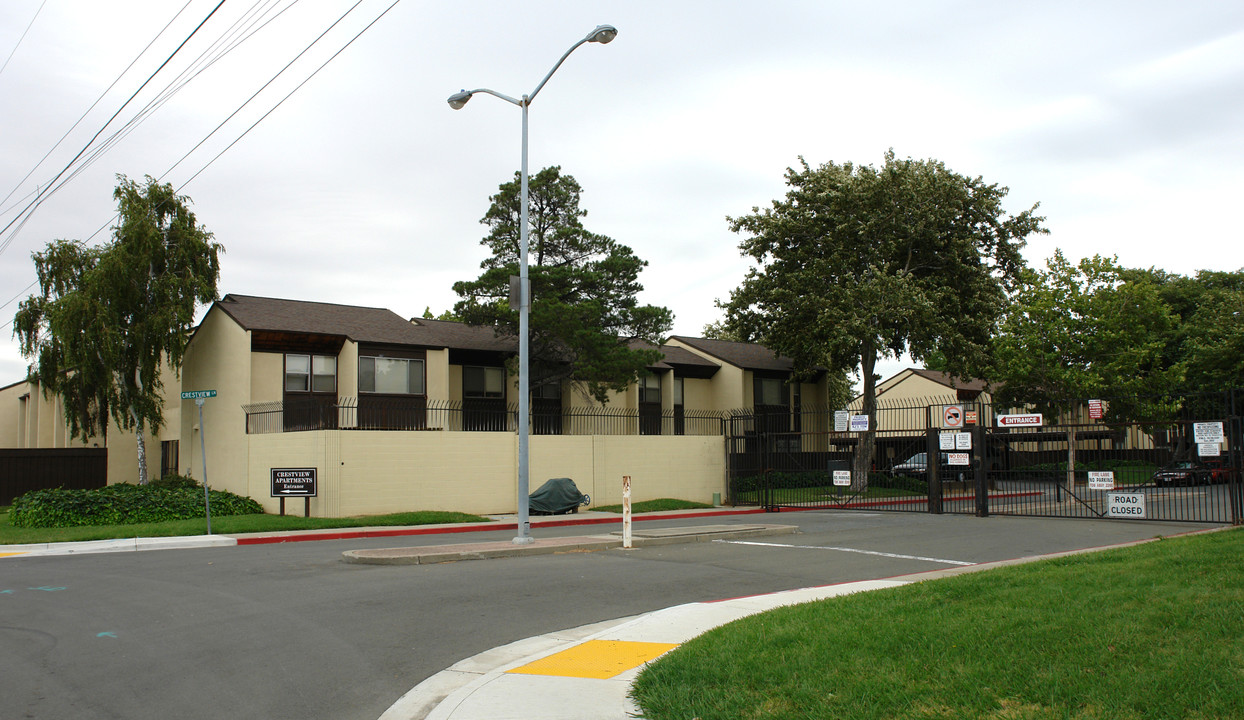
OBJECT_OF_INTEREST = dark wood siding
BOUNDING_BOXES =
[0,448,108,505]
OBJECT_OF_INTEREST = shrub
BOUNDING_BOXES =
[9,483,263,528]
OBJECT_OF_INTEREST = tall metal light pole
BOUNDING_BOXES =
[448,24,617,545]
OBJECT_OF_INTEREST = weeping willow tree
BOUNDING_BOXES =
[15,175,222,484]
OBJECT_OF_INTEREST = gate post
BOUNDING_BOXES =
[974,424,988,517]
[926,426,942,514]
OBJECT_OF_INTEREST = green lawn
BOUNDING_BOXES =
[592,498,714,513]
[632,527,1244,719]
[0,507,491,545]
[733,485,923,506]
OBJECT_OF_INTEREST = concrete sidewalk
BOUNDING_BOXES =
[377,529,1224,720]
[0,506,769,558]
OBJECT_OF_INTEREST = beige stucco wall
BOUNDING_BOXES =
[426,348,450,403]
[245,431,725,517]
[250,352,283,403]
[180,306,253,496]
[0,381,29,447]
[663,339,746,411]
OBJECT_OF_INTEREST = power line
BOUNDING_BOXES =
[0,0,228,255]
[0,0,405,337]
[0,0,47,78]
[0,0,197,211]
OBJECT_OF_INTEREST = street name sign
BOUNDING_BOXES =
[271,468,317,497]
[181,390,217,399]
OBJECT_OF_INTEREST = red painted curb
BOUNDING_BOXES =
[232,507,772,546]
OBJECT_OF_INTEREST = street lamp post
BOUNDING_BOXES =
[449,24,617,545]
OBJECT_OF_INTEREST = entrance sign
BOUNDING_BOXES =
[271,468,318,497]
[1088,471,1115,490]
[997,413,1043,428]
[1108,493,1146,519]
[1194,422,1224,445]
[832,470,851,487]
[942,405,964,429]
[849,414,870,432]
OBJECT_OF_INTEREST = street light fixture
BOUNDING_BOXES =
[448,24,617,545]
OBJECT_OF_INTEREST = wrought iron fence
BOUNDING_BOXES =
[244,397,726,437]
[727,391,1243,524]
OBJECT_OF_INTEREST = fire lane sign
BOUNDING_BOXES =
[271,468,317,497]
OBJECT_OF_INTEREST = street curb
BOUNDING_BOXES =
[3,534,237,557]
[342,525,800,565]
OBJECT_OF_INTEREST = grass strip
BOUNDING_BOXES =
[592,498,714,513]
[0,508,491,545]
[632,527,1244,720]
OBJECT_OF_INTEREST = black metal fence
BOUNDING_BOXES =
[728,392,1244,525]
[244,397,726,437]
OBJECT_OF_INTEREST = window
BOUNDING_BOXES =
[360,356,425,395]
[672,377,684,407]
[286,354,336,393]
[639,374,661,404]
[160,440,179,480]
[464,366,505,398]
[755,377,785,406]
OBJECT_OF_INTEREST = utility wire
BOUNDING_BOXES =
[0,0,47,78]
[177,0,403,192]
[0,0,228,254]
[0,0,405,335]
[0,1,197,211]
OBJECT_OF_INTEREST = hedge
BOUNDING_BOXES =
[8,480,264,528]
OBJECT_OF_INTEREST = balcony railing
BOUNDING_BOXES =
[243,397,727,437]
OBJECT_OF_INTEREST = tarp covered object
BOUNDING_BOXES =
[528,477,589,515]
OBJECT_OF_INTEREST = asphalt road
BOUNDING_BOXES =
[1,511,1219,720]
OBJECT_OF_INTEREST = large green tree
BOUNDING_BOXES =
[719,151,1045,487]
[15,175,223,484]
[453,166,673,403]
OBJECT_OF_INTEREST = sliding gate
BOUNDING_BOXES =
[728,396,1243,525]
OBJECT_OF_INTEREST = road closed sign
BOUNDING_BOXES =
[1108,492,1146,519]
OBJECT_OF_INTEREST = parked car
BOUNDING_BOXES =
[1151,460,1221,487]
[890,453,972,480]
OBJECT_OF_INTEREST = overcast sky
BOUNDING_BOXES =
[1,0,1241,388]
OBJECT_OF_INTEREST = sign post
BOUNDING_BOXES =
[182,390,217,534]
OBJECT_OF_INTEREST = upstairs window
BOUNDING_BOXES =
[464,366,505,399]
[286,354,337,393]
[360,357,425,395]
[754,376,786,407]
[639,374,661,404]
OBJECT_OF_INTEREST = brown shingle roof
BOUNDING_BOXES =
[668,335,794,372]
[908,369,990,394]
[214,294,511,351]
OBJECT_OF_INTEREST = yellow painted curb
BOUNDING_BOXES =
[506,639,679,679]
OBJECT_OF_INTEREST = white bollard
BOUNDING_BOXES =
[622,475,632,549]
